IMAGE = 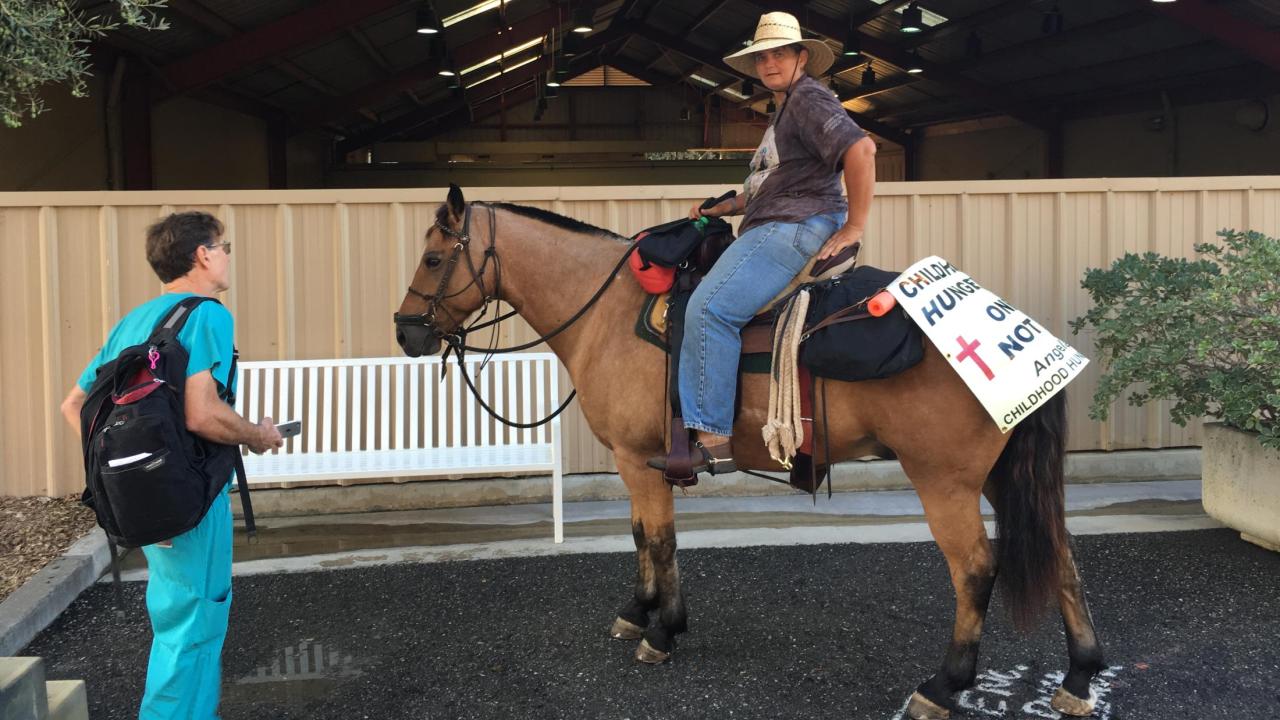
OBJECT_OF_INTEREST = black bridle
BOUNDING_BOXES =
[393,202,639,429]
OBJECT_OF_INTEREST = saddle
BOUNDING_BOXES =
[638,232,862,492]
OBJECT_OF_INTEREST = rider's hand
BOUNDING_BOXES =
[688,200,731,220]
[248,417,284,455]
[817,224,864,261]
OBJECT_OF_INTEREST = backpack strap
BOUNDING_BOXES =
[149,295,217,342]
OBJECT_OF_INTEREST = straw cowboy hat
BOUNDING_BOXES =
[723,11,835,79]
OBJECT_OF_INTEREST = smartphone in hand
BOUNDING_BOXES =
[275,420,302,439]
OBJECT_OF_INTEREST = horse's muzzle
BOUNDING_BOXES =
[396,324,442,357]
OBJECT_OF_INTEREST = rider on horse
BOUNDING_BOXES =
[650,11,878,474]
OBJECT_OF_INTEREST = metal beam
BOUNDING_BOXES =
[850,0,914,29]
[337,46,611,153]
[760,0,1055,130]
[166,0,343,103]
[399,55,612,144]
[902,0,1028,49]
[951,10,1152,73]
[681,0,732,35]
[1147,0,1280,73]
[161,0,405,93]
[634,23,911,146]
[336,56,552,155]
[299,12,620,129]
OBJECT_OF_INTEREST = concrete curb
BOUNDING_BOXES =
[238,448,1202,517]
[0,528,110,656]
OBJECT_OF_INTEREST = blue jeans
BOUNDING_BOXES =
[139,485,233,720]
[679,212,846,436]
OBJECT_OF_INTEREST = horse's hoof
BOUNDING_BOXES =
[1051,686,1097,716]
[634,638,671,664]
[610,616,645,640]
[905,691,951,720]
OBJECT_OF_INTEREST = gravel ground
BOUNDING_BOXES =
[0,495,97,603]
[24,528,1280,719]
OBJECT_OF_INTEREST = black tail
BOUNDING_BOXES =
[990,392,1068,632]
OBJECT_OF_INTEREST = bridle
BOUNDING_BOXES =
[393,201,640,428]
[393,203,509,349]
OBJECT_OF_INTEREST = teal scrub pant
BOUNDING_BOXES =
[138,485,232,720]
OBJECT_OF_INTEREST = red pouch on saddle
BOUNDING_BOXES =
[628,231,678,294]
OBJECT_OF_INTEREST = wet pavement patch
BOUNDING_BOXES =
[23,528,1280,719]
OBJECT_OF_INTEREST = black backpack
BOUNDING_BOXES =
[79,296,255,549]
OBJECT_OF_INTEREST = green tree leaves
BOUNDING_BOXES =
[1,1,168,128]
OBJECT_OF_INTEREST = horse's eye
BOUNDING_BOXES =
[425,252,443,268]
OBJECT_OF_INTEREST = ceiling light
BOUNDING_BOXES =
[901,2,923,33]
[416,6,440,34]
[842,28,860,57]
[572,6,593,33]
[906,49,923,74]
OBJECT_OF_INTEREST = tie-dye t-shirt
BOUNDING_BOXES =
[739,74,866,234]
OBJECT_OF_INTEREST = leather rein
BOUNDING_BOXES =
[393,202,638,429]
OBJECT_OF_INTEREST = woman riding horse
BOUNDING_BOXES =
[648,11,877,475]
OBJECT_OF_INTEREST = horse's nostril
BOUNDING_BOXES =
[396,329,406,345]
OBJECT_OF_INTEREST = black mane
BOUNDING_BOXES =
[486,202,629,243]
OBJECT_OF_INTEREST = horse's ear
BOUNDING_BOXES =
[445,183,466,223]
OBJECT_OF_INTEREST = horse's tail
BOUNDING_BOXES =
[989,391,1068,632]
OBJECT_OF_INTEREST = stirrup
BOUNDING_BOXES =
[647,441,736,475]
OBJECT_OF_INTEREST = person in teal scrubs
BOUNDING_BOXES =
[60,211,282,719]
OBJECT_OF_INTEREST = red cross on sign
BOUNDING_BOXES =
[955,335,994,380]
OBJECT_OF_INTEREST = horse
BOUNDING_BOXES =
[394,185,1106,720]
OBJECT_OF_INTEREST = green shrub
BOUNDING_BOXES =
[1071,229,1279,449]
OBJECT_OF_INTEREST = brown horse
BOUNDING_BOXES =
[394,186,1106,720]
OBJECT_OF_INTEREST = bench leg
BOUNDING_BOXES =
[552,421,564,543]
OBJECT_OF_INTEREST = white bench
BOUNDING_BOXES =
[233,353,564,542]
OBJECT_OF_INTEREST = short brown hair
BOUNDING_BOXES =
[145,212,225,283]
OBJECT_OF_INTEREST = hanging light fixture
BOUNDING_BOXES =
[545,75,560,97]
[572,5,593,33]
[906,49,923,74]
[563,32,581,57]
[1041,3,1063,35]
[546,71,561,88]
[861,62,876,88]
[900,2,923,33]
[765,99,777,113]
[843,28,860,57]
[416,3,440,34]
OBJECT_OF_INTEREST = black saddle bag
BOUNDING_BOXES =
[800,266,925,382]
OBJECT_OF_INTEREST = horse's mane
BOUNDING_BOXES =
[484,202,630,244]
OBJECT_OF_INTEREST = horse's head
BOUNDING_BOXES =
[394,184,496,357]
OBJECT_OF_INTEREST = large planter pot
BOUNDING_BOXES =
[1201,422,1280,552]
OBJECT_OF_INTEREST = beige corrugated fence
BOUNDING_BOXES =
[3,178,1278,497]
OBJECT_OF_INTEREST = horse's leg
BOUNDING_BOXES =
[1050,545,1107,716]
[906,486,997,720]
[609,453,687,663]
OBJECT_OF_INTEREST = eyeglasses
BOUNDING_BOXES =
[207,241,232,255]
